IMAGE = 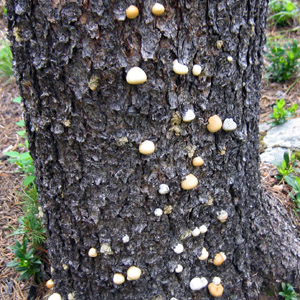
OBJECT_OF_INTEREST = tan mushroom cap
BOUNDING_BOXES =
[46,279,54,289]
[126,5,139,19]
[213,252,226,266]
[127,266,142,281]
[181,174,198,190]
[139,140,155,155]
[192,156,204,167]
[207,115,222,133]
[113,273,125,285]
[208,282,224,297]
[152,3,165,16]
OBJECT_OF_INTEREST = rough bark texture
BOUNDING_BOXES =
[6,0,300,299]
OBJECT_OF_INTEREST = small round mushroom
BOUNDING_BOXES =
[152,3,165,16]
[173,60,189,75]
[122,234,130,243]
[139,140,155,155]
[192,156,204,167]
[217,210,228,223]
[198,247,209,261]
[182,109,196,122]
[126,5,139,19]
[154,208,163,217]
[192,227,201,237]
[88,247,97,258]
[113,273,125,285]
[126,67,147,85]
[208,280,224,297]
[48,293,62,300]
[192,64,202,76]
[213,252,227,266]
[207,115,222,133]
[199,225,208,234]
[173,243,184,254]
[46,279,54,289]
[181,174,198,190]
[175,264,183,273]
[227,55,233,62]
[212,277,221,285]
[159,184,170,195]
[189,277,208,291]
[222,118,237,132]
[127,266,142,281]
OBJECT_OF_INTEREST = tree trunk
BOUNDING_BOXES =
[6,0,300,299]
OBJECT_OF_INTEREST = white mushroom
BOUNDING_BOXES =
[173,243,184,254]
[222,118,237,132]
[173,60,189,75]
[175,264,183,273]
[192,64,202,76]
[126,67,147,85]
[159,184,170,195]
[182,109,196,122]
[127,266,142,281]
[154,208,163,217]
[189,277,208,291]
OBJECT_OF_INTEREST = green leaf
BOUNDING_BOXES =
[23,176,36,187]
[7,261,19,268]
[4,151,21,158]
[16,120,25,127]
[13,96,22,103]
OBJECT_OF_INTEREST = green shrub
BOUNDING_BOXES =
[268,0,299,27]
[279,282,299,300]
[6,97,45,282]
[0,39,13,78]
[266,40,300,82]
[270,98,298,125]
[7,237,42,281]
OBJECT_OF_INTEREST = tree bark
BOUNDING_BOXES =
[6,0,300,299]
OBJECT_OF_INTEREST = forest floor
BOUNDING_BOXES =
[1,7,300,300]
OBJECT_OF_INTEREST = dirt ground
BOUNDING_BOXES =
[0,5,300,300]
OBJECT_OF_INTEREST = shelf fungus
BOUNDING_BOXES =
[192,156,204,167]
[181,174,198,190]
[127,266,142,281]
[208,277,224,297]
[139,140,155,155]
[152,3,165,16]
[207,115,222,133]
[88,247,97,258]
[189,277,208,291]
[198,247,209,260]
[213,252,227,266]
[192,64,202,76]
[173,60,188,75]
[222,118,237,132]
[217,210,228,223]
[48,293,62,300]
[113,273,125,285]
[126,5,139,19]
[46,279,54,289]
[126,67,147,85]
[182,109,196,123]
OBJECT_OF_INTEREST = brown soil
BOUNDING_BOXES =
[0,5,300,300]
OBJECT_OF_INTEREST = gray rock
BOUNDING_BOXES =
[260,118,300,164]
